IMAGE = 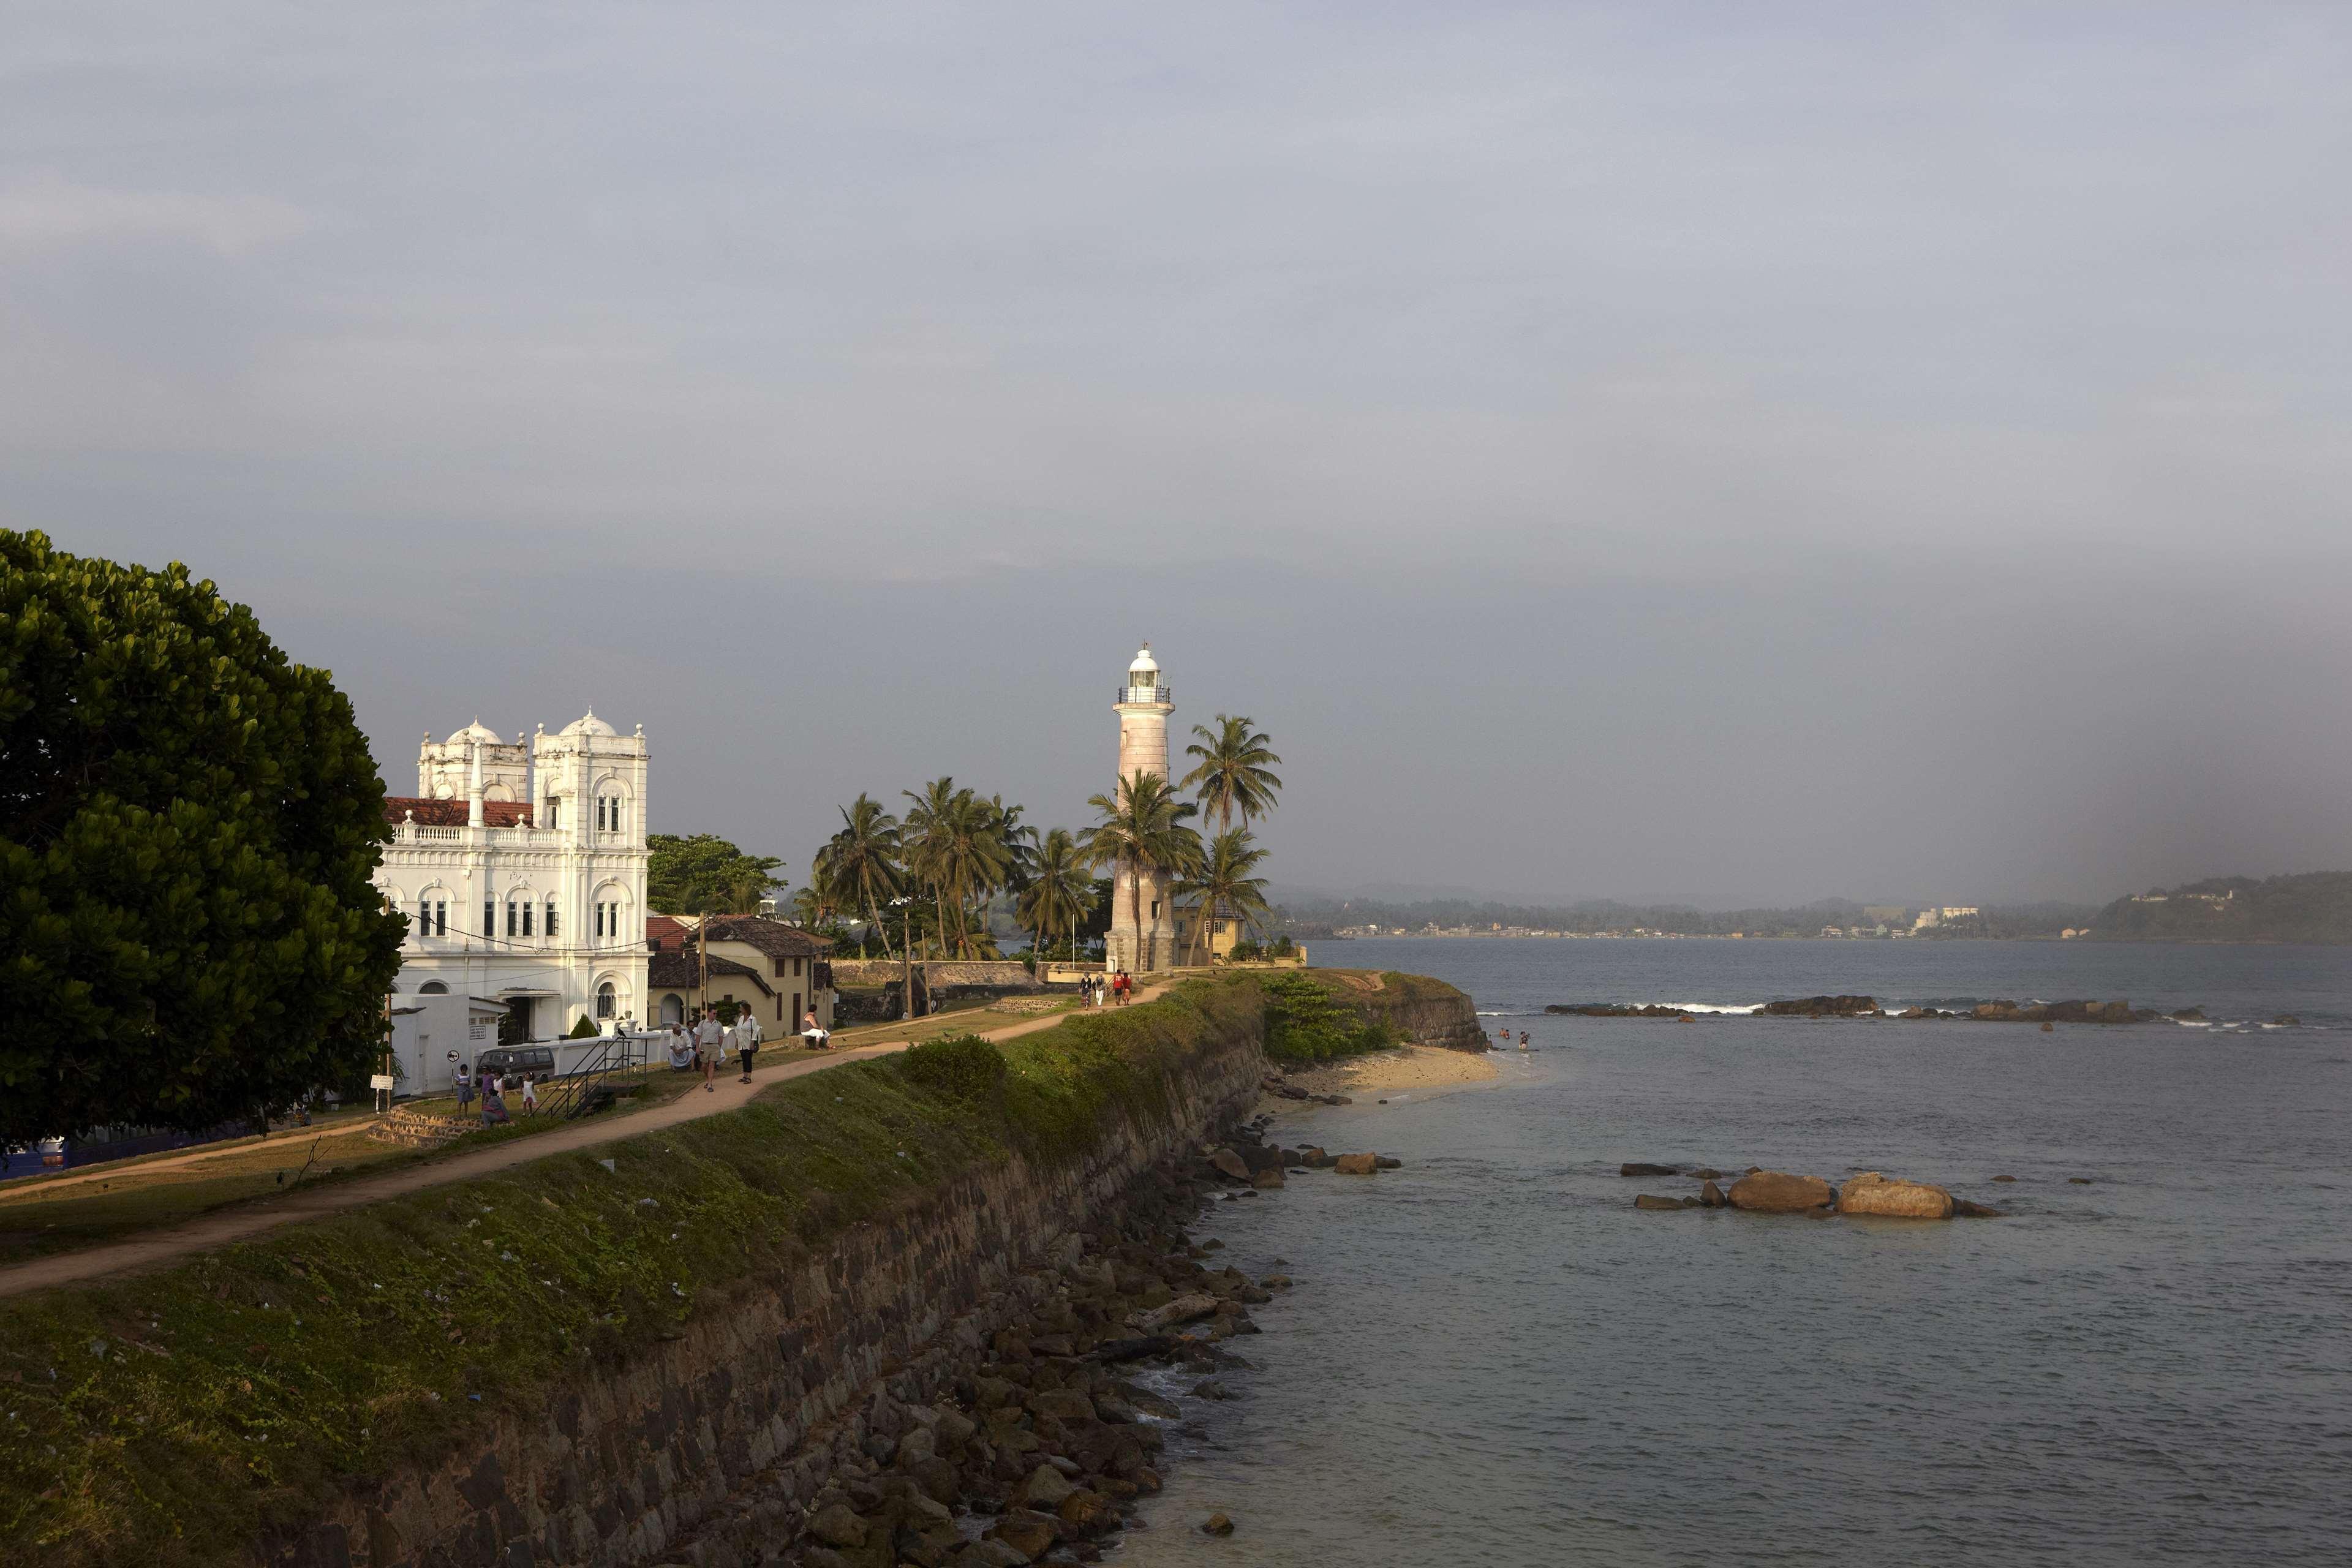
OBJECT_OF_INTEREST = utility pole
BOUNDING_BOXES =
[891,896,916,1022]
[698,914,709,1020]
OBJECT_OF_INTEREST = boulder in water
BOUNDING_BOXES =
[1757,995,1879,1017]
[1334,1153,1379,1175]
[1726,1170,1834,1212]
[1836,1172,1954,1219]
[1620,1162,1680,1177]
[1207,1147,1248,1181]
[1952,1199,2006,1218]
[1700,1180,1726,1207]
[1633,1194,1684,1212]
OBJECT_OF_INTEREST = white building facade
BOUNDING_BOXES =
[374,714,651,1046]
[1108,646,1182,973]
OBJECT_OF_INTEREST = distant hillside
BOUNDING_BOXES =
[2091,872,2352,944]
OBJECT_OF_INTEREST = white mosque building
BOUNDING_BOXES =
[374,713,651,1049]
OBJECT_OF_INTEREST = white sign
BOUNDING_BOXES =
[369,1074,396,1091]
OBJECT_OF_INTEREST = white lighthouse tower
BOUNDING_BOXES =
[1109,644,1179,973]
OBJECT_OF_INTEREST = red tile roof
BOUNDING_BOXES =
[645,915,692,951]
[696,914,836,957]
[648,950,771,992]
[385,796,535,827]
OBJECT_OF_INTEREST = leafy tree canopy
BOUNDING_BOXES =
[1,531,406,1142]
[647,832,785,914]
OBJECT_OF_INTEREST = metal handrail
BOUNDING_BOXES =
[537,1031,644,1120]
[1114,684,1172,705]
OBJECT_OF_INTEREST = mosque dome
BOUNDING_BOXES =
[560,709,619,738]
[1128,645,1159,677]
[445,718,503,746]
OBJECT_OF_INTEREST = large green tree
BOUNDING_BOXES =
[646,832,785,914]
[0,532,406,1142]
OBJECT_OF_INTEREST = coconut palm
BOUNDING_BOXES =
[1178,715,1281,951]
[1178,829,1273,963]
[902,777,1015,958]
[1017,827,1099,960]
[1080,771,1204,971]
[1180,715,1283,835]
[813,793,904,960]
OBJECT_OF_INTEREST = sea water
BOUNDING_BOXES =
[1115,939,2352,1566]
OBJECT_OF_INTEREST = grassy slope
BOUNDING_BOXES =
[0,976,1267,1568]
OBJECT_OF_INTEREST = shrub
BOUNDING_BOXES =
[1268,934,1297,958]
[1227,939,1264,963]
[1261,971,1393,1064]
[895,1033,1009,1101]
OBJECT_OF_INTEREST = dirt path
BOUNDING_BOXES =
[0,987,1164,1301]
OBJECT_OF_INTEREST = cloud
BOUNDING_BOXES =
[0,174,307,257]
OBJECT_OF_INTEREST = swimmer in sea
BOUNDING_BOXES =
[1518,1030,1531,1050]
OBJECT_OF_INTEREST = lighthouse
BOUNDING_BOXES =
[1109,644,1178,973]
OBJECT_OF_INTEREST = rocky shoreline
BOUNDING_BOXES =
[774,1117,1396,1568]
[1548,995,2299,1025]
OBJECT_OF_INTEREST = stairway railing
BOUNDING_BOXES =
[536,1030,647,1120]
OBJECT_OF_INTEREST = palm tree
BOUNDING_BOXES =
[1178,829,1273,963]
[1178,715,1281,954]
[1180,715,1283,835]
[902,778,1015,957]
[813,794,903,960]
[1017,827,1099,960]
[1081,771,1204,972]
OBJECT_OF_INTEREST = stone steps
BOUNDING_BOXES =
[366,1106,480,1149]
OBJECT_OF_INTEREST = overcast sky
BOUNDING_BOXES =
[7,3,2350,907]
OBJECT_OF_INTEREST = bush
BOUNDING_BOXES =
[1227,939,1264,963]
[1268,934,1297,959]
[896,1033,1009,1101]
[1261,971,1393,1064]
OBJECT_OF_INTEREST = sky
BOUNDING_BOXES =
[6,2,2350,908]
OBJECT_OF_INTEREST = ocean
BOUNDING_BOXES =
[1115,938,2352,1566]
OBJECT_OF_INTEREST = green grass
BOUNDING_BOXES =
[0,975,1271,1568]
[0,1061,758,1267]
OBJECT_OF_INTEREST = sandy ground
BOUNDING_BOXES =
[1262,1044,1499,1114]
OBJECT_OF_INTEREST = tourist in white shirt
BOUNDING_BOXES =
[693,1009,726,1093]
[733,1009,763,1082]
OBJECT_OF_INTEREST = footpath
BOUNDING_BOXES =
[0,990,1162,1302]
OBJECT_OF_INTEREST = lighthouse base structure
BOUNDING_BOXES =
[1107,857,1179,974]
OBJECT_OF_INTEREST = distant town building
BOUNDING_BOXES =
[374,714,650,1047]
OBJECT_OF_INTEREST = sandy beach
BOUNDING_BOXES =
[1262,1043,1499,1113]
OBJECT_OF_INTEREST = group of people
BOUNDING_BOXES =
[660,1006,833,1091]
[452,1062,536,1125]
[1079,970,1134,1008]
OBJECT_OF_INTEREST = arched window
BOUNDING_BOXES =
[597,982,616,1019]
[420,980,450,995]
[659,993,685,1025]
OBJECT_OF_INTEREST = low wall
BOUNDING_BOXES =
[829,959,1042,993]
[0,980,1280,1568]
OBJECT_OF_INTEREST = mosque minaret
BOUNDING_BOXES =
[1109,644,1179,973]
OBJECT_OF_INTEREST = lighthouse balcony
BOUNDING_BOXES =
[1114,683,1173,705]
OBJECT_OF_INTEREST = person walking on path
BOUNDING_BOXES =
[1114,970,1132,1006]
[694,1009,726,1092]
[733,1008,763,1083]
